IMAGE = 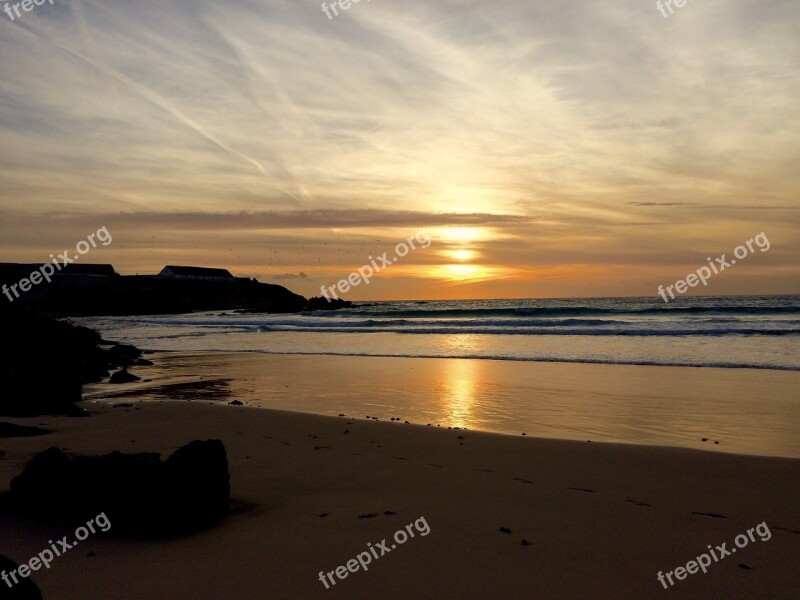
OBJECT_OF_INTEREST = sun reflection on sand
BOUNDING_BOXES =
[442,344,482,428]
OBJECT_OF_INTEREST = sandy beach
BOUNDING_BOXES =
[1,397,799,599]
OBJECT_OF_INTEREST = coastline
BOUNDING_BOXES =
[1,401,799,599]
[84,351,800,459]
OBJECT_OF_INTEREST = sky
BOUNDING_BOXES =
[0,0,798,300]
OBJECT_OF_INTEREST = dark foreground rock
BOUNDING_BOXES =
[0,555,43,599]
[1,440,230,537]
[0,423,51,439]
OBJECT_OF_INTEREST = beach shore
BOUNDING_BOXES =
[85,352,800,458]
[1,400,799,599]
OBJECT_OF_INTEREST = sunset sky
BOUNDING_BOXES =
[0,0,798,300]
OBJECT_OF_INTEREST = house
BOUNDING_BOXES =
[158,265,235,282]
[60,264,118,276]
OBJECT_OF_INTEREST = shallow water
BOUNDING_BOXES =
[75,295,800,370]
[85,352,800,459]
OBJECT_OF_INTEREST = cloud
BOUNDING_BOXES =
[628,202,697,207]
[0,0,797,296]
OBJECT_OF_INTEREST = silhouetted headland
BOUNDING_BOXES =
[0,263,351,316]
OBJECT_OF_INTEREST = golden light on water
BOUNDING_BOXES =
[442,354,480,429]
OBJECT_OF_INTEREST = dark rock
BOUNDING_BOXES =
[0,308,88,416]
[0,423,51,438]
[1,440,230,537]
[0,555,43,599]
[305,297,352,311]
[228,400,243,406]
[0,307,145,417]
[109,368,140,384]
[500,527,512,534]
[107,344,142,367]
[165,440,230,530]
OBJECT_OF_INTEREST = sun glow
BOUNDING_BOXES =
[423,263,512,283]
[448,249,476,261]
[440,227,486,243]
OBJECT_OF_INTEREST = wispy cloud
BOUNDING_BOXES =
[0,0,798,298]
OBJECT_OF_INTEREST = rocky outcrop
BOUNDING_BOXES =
[0,264,348,316]
[304,296,353,311]
[0,423,51,438]
[0,555,43,599]
[1,440,230,537]
[108,367,141,384]
[0,307,146,417]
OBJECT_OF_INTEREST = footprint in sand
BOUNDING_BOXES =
[625,499,651,507]
[771,525,800,535]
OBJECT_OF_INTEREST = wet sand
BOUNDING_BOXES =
[85,352,800,458]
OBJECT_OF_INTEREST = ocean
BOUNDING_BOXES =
[76,295,800,370]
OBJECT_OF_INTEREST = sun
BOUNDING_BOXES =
[448,249,476,261]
